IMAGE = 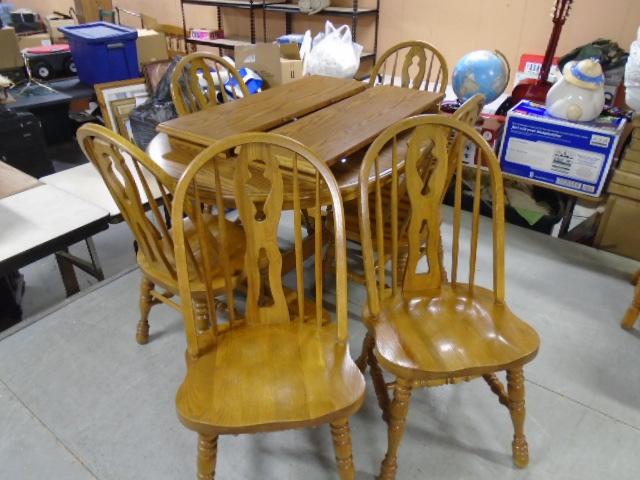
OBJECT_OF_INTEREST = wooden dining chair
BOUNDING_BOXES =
[622,270,640,329]
[154,24,196,59]
[76,123,246,345]
[170,52,249,116]
[357,115,540,479]
[329,94,485,285]
[369,40,449,94]
[170,132,366,479]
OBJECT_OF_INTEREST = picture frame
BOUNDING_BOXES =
[110,97,137,142]
[94,78,149,132]
[142,59,172,95]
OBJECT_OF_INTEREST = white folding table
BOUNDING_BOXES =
[40,160,165,222]
[0,184,110,296]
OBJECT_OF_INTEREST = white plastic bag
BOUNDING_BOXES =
[305,21,363,79]
[625,28,640,110]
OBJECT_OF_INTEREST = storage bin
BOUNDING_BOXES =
[59,22,139,85]
[0,4,15,27]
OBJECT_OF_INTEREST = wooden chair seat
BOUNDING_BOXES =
[176,323,366,434]
[137,214,246,293]
[367,284,539,382]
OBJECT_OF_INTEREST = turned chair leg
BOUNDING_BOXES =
[622,272,640,330]
[379,377,413,480]
[136,276,154,345]
[355,331,373,373]
[197,434,218,480]
[368,347,391,423]
[194,296,211,332]
[330,418,356,480]
[507,368,529,468]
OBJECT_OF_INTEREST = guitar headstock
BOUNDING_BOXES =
[551,0,573,24]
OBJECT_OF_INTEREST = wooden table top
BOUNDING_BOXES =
[272,86,443,167]
[157,76,367,148]
[149,78,444,205]
[0,161,41,200]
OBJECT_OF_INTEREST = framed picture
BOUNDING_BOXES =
[110,97,137,142]
[95,78,149,132]
[142,60,172,95]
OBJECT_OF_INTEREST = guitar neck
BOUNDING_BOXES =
[538,0,572,85]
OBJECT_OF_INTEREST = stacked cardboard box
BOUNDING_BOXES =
[595,116,640,260]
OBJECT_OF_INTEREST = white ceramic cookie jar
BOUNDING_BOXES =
[546,58,605,122]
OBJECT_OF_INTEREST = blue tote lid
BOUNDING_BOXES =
[59,22,138,43]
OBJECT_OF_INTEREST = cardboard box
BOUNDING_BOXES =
[18,33,51,50]
[136,29,168,67]
[74,0,112,23]
[236,43,302,88]
[595,194,640,261]
[0,28,24,69]
[45,15,75,42]
[499,100,626,197]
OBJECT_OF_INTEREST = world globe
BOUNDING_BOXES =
[452,50,509,104]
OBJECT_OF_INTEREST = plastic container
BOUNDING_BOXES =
[0,4,14,27]
[59,22,139,85]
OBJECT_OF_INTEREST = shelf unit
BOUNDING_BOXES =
[180,0,380,63]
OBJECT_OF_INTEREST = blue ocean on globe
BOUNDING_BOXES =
[452,50,509,103]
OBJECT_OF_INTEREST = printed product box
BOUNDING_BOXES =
[499,100,626,197]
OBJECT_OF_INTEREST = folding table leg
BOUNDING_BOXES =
[55,248,80,297]
[54,237,105,297]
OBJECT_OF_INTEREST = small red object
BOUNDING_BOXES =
[26,44,70,55]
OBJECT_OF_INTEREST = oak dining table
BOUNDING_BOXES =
[147,75,444,205]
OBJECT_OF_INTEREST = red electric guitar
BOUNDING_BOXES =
[511,0,574,104]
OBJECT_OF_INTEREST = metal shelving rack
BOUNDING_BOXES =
[180,0,380,64]
[265,0,380,62]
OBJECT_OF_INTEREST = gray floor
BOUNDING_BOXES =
[1,210,639,479]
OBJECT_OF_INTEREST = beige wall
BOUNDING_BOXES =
[12,0,640,83]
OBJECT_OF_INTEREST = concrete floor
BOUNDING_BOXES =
[1,208,639,480]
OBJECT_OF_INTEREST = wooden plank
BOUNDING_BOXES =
[619,159,640,175]
[608,181,640,201]
[0,161,41,200]
[612,169,640,189]
[622,147,640,163]
[272,86,443,166]
[157,76,366,146]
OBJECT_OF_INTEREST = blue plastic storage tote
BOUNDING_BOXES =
[59,22,139,85]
